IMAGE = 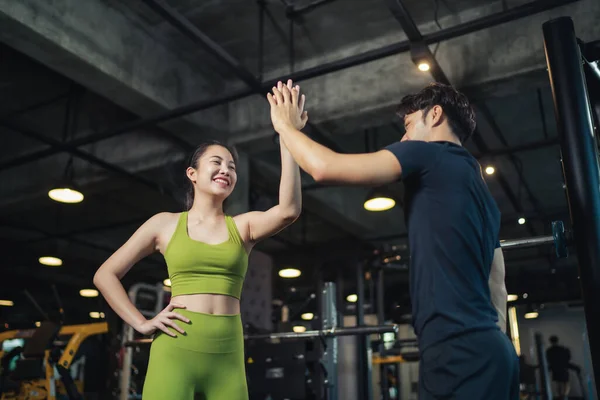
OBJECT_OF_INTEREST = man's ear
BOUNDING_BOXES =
[430,105,445,127]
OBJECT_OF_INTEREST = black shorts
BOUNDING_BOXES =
[419,329,520,400]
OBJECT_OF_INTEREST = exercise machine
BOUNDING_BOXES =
[0,321,108,400]
[0,287,109,400]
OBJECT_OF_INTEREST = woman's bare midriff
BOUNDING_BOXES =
[171,293,240,315]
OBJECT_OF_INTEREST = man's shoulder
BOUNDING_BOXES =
[384,140,448,163]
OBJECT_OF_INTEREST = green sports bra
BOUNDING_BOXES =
[163,212,248,299]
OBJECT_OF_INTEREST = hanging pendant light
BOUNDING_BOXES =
[364,187,396,211]
[48,186,84,203]
[39,239,67,267]
[48,157,84,204]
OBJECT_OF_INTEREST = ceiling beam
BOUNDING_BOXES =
[0,121,177,200]
[142,0,343,153]
[0,0,578,173]
[0,91,70,121]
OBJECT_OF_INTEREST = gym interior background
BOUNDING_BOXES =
[1,0,599,399]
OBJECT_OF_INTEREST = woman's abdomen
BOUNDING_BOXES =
[171,293,240,315]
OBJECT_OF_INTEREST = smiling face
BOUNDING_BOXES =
[186,144,237,200]
[401,109,432,142]
[400,106,446,143]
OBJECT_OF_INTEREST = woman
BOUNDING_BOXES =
[94,80,307,399]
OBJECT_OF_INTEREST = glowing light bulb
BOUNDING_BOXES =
[279,268,301,278]
[364,197,395,211]
[418,62,430,72]
[48,188,84,204]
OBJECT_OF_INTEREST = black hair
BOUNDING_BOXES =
[396,82,476,143]
[185,140,238,210]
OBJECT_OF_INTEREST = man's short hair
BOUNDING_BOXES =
[396,83,476,143]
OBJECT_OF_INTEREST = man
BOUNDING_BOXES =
[266,80,519,399]
[546,335,573,399]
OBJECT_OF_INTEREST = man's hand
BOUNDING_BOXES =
[267,79,308,133]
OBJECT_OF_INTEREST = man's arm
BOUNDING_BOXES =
[489,247,508,333]
[278,124,402,186]
[267,83,402,186]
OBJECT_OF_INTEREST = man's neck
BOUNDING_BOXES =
[429,129,461,146]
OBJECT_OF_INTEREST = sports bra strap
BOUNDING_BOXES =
[225,215,244,246]
[177,211,188,235]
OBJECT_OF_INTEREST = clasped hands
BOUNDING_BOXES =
[267,79,308,134]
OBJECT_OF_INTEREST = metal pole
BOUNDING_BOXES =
[239,325,396,341]
[119,283,164,400]
[585,59,600,133]
[543,16,600,385]
[499,235,554,249]
[534,332,552,400]
[314,270,325,399]
[336,267,344,328]
[23,290,51,321]
[316,271,324,330]
[356,262,373,400]
[291,0,337,15]
[377,269,390,400]
[127,326,405,347]
[322,282,338,400]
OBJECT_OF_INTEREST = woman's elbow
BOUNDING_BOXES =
[285,210,302,224]
[280,207,301,225]
[93,270,105,289]
[93,268,116,289]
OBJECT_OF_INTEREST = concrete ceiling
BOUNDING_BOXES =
[0,0,599,327]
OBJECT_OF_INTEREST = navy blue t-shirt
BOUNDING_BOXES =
[385,140,501,351]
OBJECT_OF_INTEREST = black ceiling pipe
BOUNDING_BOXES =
[0,0,578,173]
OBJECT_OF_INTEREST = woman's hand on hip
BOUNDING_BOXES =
[136,302,190,337]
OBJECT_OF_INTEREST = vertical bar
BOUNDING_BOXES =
[313,275,324,400]
[534,332,552,400]
[316,270,324,331]
[368,272,375,319]
[586,62,600,133]
[356,263,373,400]
[582,329,599,400]
[322,282,339,400]
[543,16,600,386]
[356,263,366,399]
[336,267,345,328]
[377,269,390,400]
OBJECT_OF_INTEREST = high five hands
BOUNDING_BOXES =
[267,79,308,133]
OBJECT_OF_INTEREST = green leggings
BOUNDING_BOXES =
[142,309,248,400]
